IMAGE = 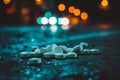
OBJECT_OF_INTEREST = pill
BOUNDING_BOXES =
[55,53,66,59]
[46,44,57,52]
[54,46,64,53]
[43,52,55,58]
[90,49,100,54]
[31,51,43,57]
[59,45,71,53]
[20,52,32,58]
[66,52,77,58]
[28,58,41,65]
[82,49,91,54]
[73,45,82,53]
[40,47,47,53]
[80,42,88,46]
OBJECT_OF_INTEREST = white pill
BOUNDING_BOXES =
[66,52,77,58]
[54,46,64,53]
[59,45,72,53]
[82,49,91,54]
[55,53,66,59]
[28,58,41,65]
[31,51,43,57]
[20,52,32,58]
[80,42,88,46]
[40,47,47,53]
[46,44,57,52]
[73,45,81,53]
[43,52,55,58]
[90,49,100,54]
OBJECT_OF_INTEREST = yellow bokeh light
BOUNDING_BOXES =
[58,4,66,12]
[73,9,81,16]
[68,6,75,14]
[3,0,11,5]
[35,0,43,5]
[80,12,88,20]
[101,0,109,7]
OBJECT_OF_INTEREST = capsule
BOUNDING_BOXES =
[31,46,39,52]
[90,49,100,54]
[59,45,72,53]
[20,52,32,58]
[55,53,66,59]
[43,52,55,58]
[54,46,64,53]
[66,52,77,58]
[82,49,91,54]
[28,58,42,65]
[46,44,57,52]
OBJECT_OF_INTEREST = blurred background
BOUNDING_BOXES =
[0,0,119,27]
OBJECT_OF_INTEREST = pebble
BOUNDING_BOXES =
[43,52,55,58]
[28,58,42,65]
[66,52,77,58]
[55,53,66,59]
[20,52,32,58]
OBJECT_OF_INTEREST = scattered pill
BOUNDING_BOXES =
[54,46,64,53]
[40,47,47,53]
[55,53,66,59]
[28,58,41,65]
[59,45,71,53]
[66,52,77,58]
[82,49,91,54]
[90,49,100,54]
[20,52,32,58]
[43,52,55,58]
[31,46,39,52]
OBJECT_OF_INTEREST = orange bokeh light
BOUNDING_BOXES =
[80,12,88,20]
[68,6,75,14]
[73,9,81,16]
[58,4,66,12]
[70,17,79,26]
[3,0,11,5]
[35,0,43,5]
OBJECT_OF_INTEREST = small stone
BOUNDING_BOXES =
[66,52,77,58]
[43,52,55,58]
[55,53,66,59]
[28,58,41,65]
[20,52,32,58]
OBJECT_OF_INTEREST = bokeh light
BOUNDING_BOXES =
[35,0,43,5]
[61,17,69,25]
[58,17,62,25]
[61,25,69,30]
[49,17,57,25]
[44,11,52,18]
[70,17,79,26]
[50,25,58,33]
[101,0,109,7]
[36,17,42,24]
[3,0,11,5]
[73,9,81,16]
[68,6,75,14]
[41,17,48,25]
[80,12,88,21]
[21,8,29,15]
[58,3,66,12]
